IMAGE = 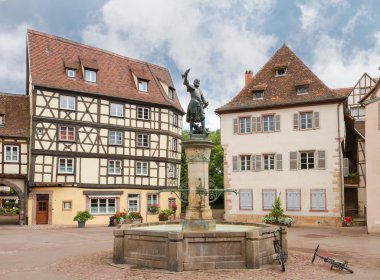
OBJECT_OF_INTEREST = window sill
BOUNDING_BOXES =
[108,144,123,147]
[309,209,328,212]
[58,140,76,143]
[59,108,76,112]
[57,173,75,175]
[239,208,254,211]
[286,209,301,211]
[3,161,19,164]
[137,118,150,121]
[135,174,149,177]
[110,115,124,118]
[107,174,123,176]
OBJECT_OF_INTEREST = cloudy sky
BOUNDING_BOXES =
[1,0,380,130]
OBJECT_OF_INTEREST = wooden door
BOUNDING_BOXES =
[36,200,48,224]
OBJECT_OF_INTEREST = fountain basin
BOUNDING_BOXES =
[113,221,286,271]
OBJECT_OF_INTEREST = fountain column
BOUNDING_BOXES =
[182,137,216,232]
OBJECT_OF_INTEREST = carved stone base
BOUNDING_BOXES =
[182,219,216,232]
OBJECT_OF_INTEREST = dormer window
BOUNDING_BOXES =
[297,86,309,95]
[168,88,174,100]
[85,69,97,83]
[253,90,264,99]
[275,68,287,77]
[138,79,148,92]
[0,114,4,126]
[67,69,76,78]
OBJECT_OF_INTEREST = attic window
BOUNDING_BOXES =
[297,85,309,95]
[275,68,287,77]
[253,90,264,99]
[138,79,148,92]
[168,88,174,100]
[85,69,97,83]
[0,114,4,126]
[67,69,76,78]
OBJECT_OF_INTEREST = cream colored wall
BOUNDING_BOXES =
[27,187,181,225]
[365,91,380,233]
[221,103,344,220]
[0,140,28,175]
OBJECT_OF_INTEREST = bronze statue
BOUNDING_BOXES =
[182,68,208,134]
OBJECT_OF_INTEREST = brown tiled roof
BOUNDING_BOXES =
[0,93,30,138]
[332,87,353,97]
[27,30,184,114]
[215,44,346,114]
[354,120,365,137]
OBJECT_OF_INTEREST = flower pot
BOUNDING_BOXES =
[159,214,169,221]
[78,221,86,228]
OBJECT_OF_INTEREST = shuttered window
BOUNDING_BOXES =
[263,189,276,210]
[232,156,238,171]
[300,112,313,129]
[233,118,238,134]
[294,112,320,130]
[263,154,275,170]
[293,113,299,130]
[311,189,326,211]
[276,154,283,171]
[263,115,274,132]
[239,117,251,133]
[317,150,326,169]
[314,112,320,128]
[286,190,301,210]
[240,155,251,171]
[290,152,298,170]
[300,151,315,169]
[252,116,262,133]
[252,154,262,171]
[239,190,253,210]
[343,158,349,177]
[275,115,281,131]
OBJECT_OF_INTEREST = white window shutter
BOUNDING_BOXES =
[252,155,256,171]
[240,190,252,210]
[343,158,349,177]
[290,152,298,170]
[311,190,326,210]
[251,117,257,133]
[232,156,238,171]
[233,118,238,134]
[314,112,320,128]
[317,150,326,169]
[293,113,299,130]
[275,115,281,131]
[263,190,276,210]
[257,116,262,132]
[276,154,283,171]
[287,190,300,210]
[255,155,262,171]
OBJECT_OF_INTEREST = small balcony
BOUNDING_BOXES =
[344,175,359,185]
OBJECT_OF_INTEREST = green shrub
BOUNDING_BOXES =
[73,211,94,222]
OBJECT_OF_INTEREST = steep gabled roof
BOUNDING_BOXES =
[333,87,353,97]
[0,93,30,138]
[360,78,380,104]
[215,44,346,114]
[27,30,184,114]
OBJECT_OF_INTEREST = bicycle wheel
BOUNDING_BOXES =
[342,266,354,273]
[279,251,286,272]
[312,245,319,264]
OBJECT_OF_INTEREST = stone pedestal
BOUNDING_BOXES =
[182,137,215,232]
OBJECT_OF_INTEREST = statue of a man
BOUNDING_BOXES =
[182,68,208,134]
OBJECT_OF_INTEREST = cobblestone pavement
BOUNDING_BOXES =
[1,225,379,280]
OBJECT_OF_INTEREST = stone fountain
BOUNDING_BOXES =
[112,69,287,271]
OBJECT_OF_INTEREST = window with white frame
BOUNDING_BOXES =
[239,117,251,133]
[253,90,264,99]
[311,189,326,211]
[137,133,149,147]
[172,138,178,151]
[297,85,309,95]
[66,69,76,78]
[147,194,159,211]
[263,154,275,170]
[173,114,178,126]
[58,158,74,174]
[168,163,176,178]
[168,88,174,99]
[0,114,4,126]
[300,151,315,169]
[262,190,276,210]
[240,155,251,171]
[59,126,75,142]
[138,79,148,92]
[62,201,72,210]
[109,130,123,145]
[128,194,140,212]
[300,112,313,129]
[110,103,124,117]
[136,161,148,176]
[85,69,97,83]
[262,115,274,132]
[4,145,19,162]
[286,190,301,211]
[137,107,150,120]
[90,198,116,214]
[239,190,253,210]
[275,67,287,77]
[60,95,76,110]
[108,160,122,175]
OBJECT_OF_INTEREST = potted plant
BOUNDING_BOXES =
[147,204,159,214]
[125,211,143,223]
[262,194,294,227]
[73,210,94,228]
[158,209,174,221]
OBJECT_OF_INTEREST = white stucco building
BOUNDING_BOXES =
[216,45,347,226]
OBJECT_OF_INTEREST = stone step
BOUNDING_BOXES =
[351,219,367,226]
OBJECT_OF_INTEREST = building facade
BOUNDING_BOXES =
[0,93,30,225]
[26,30,184,225]
[361,81,380,233]
[216,45,347,226]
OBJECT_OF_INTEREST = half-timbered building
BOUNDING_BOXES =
[26,30,184,225]
[0,93,30,225]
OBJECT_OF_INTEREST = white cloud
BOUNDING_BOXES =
[82,0,277,130]
[0,24,28,94]
[312,32,380,88]
[342,7,369,35]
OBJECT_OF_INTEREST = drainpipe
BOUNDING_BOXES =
[337,102,344,222]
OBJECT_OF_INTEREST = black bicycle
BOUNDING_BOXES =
[273,230,287,272]
[311,245,354,273]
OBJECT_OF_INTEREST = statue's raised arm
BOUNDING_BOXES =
[182,68,191,87]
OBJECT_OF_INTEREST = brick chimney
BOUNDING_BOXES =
[245,70,253,86]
